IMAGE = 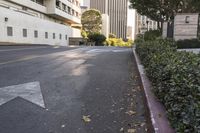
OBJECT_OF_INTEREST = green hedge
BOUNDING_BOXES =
[177,39,200,49]
[136,39,200,133]
[144,30,162,41]
[88,33,106,46]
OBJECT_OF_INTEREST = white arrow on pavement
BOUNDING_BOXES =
[0,82,45,108]
[86,49,130,53]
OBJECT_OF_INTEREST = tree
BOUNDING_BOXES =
[81,9,102,35]
[129,0,180,29]
[129,0,200,30]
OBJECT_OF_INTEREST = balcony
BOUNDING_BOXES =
[7,0,47,13]
[46,0,80,24]
[54,7,80,24]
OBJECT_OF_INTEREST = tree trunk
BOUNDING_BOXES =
[161,21,164,32]
[157,21,161,30]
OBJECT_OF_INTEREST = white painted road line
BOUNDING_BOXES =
[0,46,47,52]
[0,82,45,108]
[0,55,40,65]
[0,48,85,65]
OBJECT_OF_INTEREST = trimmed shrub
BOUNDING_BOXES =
[105,38,133,47]
[81,30,88,39]
[88,33,106,46]
[177,39,200,49]
[109,33,117,38]
[144,30,161,41]
[136,39,200,132]
[134,35,144,45]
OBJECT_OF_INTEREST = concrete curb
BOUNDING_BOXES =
[132,48,175,133]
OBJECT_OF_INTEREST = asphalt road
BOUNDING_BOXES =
[0,46,147,133]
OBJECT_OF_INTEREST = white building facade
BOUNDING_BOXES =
[0,0,81,46]
[135,13,158,35]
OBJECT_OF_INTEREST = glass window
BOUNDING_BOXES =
[56,0,60,8]
[65,35,68,40]
[7,27,13,36]
[62,3,66,11]
[53,33,56,39]
[45,32,48,39]
[34,30,38,38]
[23,29,27,37]
[60,34,62,40]
[68,7,71,14]
[36,0,44,5]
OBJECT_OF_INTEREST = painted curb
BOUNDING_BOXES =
[132,48,175,133]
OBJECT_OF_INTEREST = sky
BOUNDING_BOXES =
[127,2,136,39]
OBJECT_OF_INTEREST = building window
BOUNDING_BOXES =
[76,12,79,17]
[45,32,48,39]
[53,33,56,39]
[36,0,44,5]
[7,27,13,36]
[72,9,75,16]
[76,1,79,6]
[60,34,62,40]
[23,29,27,37]
[34,30,38,38]
[56,0,60,9]
[68,7,71,14]
[62,3,66,11]
[65,35,68,40]
[31,0,44,5]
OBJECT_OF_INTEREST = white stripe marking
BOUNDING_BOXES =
[0,47,47,52]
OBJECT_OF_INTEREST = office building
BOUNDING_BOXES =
[83,0,128,39]
[135,13,158,35]
[0,0,81,45]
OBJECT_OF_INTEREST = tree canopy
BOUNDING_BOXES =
[81,9,102,35]
[129,0,200,23]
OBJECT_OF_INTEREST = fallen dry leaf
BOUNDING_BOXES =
[82,115,91,123]
[140,122,145,127]
[127,129,136,133]
[126,110,136,116]
[61,125,65,128]
[120,127,124,132]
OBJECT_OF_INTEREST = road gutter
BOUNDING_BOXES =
[132,48,175,133]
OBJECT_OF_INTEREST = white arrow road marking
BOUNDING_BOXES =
[0,82,45,108]
[86,49,110,53]
[86,49,130,53]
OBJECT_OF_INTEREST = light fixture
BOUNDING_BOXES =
[5,17,8,22]
[185,16,190,23]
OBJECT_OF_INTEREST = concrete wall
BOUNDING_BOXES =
[162,22,168,38]
[0,6,80,46]
[102,14,109,38]
[174,14,199,40]
[69,37,85,45]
